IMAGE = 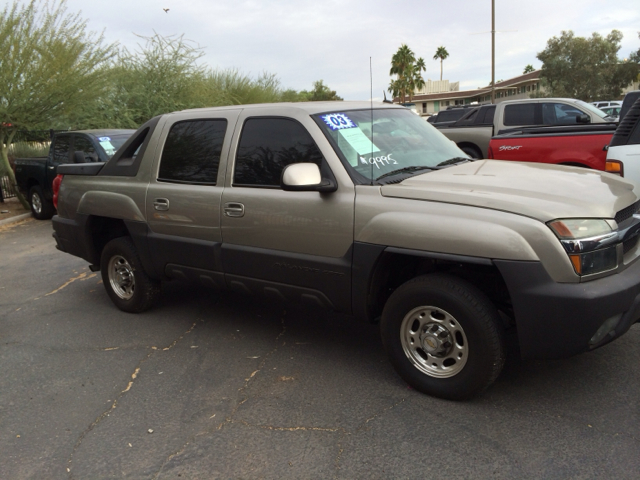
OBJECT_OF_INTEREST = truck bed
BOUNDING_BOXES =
[488,124,616,170]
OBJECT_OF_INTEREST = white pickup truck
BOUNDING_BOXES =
[606,92,640,184]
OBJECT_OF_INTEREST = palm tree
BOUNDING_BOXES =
[523,64,535,74]
[389,44,416,102]
[388,45,426,103]
[433,46,450,81]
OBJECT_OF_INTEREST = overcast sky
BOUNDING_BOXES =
[12,0,640,100]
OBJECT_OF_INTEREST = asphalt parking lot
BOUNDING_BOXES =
[1,218,639,479]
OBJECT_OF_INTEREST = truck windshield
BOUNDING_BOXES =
[94,134,133,158]
[314,108,466,183]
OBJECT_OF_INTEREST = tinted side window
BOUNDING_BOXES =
[457,109,478,125]
[481,106,496,124]
[437,110,466,122]
[542,103,583,125]
[234,118,323,187]
[74,136,99,162]
[53,136,71,163]
[629,121,640,146]
[504,104,536,126]
[158,120,227,184]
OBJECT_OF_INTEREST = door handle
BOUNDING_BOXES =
[48,166,55,170]
[224,202,245,217]
[153,198,170,211]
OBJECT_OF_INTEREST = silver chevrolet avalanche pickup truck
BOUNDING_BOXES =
[52,102,640,400]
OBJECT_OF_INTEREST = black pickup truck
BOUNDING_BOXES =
[14,129,134,219]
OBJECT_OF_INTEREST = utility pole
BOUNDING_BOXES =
[491,0,495,104]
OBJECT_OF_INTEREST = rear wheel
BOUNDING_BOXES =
[460,145,482,159]
[100,237,160,313]
[29,186,55,220]
[380,274,505,400]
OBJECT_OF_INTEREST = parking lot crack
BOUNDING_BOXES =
[66,321,198,479]
[153,313,288,478]
[356,398,406,432]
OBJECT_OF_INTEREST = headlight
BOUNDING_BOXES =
[548,219,618,276]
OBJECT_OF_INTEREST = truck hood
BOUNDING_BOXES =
[380,160,638,222]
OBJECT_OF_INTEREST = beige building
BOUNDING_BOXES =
[400,70,542,117]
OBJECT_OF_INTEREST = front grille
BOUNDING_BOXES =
[615,201,640,225]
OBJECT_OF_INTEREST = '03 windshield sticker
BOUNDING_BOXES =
[321,113,356,130]
[359,153,397,169]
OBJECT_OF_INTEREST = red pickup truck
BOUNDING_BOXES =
[487,124,618,171]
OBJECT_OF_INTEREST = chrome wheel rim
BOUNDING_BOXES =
[32,193,42,214]
[400,306,469,378]
[108,255,135,300]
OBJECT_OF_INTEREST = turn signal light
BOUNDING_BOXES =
[605,160,623,176]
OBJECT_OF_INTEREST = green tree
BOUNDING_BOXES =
[629,32,640,81]
[298,80,343,101]
[536,30,638,101]
[0,0,116,207]
[389,44,426,103]
[433,46,449,81]
[523,64,535,74]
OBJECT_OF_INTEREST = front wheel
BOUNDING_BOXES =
[29,186,55,220]
[380,274,505,400]
[100,237,160,313]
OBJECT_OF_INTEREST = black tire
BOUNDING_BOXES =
[100,236,160,313]
[460,145,482,159]
[380,274,505,400]
[29,185,55,220]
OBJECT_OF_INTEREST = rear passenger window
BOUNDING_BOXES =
[158,120,227,184]
[234,118,324,187]
[53,136,71,164]
[74,136,98,162]
[504,104,536,126]
[457,109,478,125]
[481,106,496,124]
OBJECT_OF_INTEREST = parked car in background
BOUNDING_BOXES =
[14,130,134,219]
[600,106,622,119]
[487,123,616,170]
[436,98,612,159]
[427,105,478,126]
[591,100,622,110]
[605,91,640,185]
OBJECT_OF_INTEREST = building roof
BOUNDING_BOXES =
[403,70,541,102]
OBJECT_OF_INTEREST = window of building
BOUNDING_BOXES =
[234,118,324,187]
[422,102,427,113]
[158,119,227,184]
[445,101,451,106]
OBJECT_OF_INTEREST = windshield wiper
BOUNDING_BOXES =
[435,157,472,167]
[375,165,434,181]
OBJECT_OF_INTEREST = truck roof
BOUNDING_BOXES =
[61,129,136,137]
[172,101,403,116]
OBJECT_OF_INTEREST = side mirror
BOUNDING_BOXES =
[281,163,337,193]
[577,114,590,124]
